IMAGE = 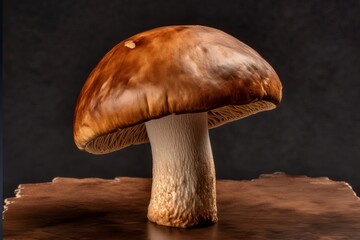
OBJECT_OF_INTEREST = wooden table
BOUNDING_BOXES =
[3,173,360,239]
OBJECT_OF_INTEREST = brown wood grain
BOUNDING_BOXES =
[3,173,360,239]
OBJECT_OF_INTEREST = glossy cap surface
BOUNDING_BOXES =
[73,25,282,154]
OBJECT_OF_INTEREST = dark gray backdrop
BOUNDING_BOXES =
[3,0,360,199]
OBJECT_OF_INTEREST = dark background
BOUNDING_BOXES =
[3,0,360,200]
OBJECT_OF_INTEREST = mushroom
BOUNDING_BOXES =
[73,25,282,228]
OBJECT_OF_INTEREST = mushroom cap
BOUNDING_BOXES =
[74,25,282,154]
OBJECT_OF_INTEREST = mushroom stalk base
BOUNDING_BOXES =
[145,112,217,228]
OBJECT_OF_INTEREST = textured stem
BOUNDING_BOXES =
[145,112,218,227]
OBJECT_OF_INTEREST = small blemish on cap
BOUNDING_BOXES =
[124,40,136,49]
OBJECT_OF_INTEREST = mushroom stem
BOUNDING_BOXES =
[145,112,218,228]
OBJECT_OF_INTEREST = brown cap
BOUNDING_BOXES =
[73,25,282,154]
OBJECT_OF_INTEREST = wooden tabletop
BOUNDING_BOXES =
[3,172,360,239]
